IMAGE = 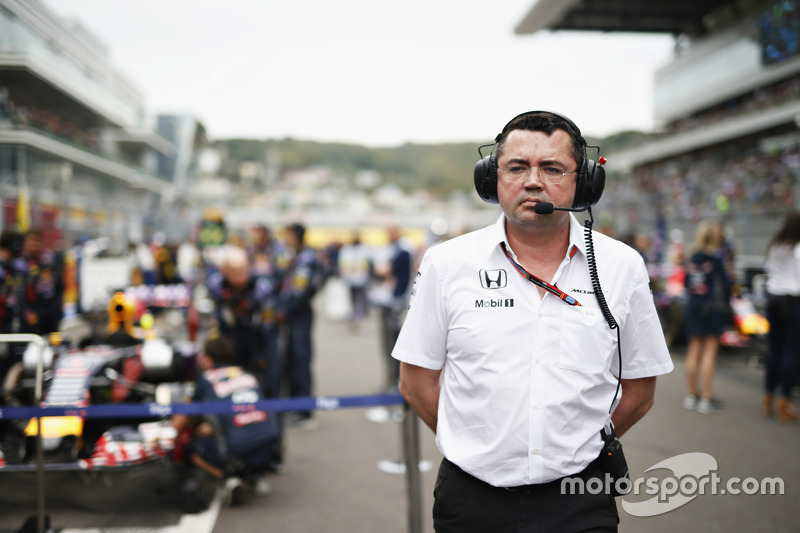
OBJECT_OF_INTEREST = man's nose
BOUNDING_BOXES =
[523,167,543,187]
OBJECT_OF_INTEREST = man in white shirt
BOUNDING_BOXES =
[338,233,373,328]
[393,111,673,532]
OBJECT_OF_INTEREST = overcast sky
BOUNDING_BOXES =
[44,0,676,147]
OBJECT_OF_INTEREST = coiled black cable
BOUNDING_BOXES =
[584,208,617,331]
[583,207,622,414]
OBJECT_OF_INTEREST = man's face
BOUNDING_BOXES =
[199,352,213,371]
[23,234,42,260]
[386,225,400,243]
[284,230,299,251]
[496,129,578,232]
[224,262,249,289]
[254,228,269,247]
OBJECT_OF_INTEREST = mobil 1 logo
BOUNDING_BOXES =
[475,298,514,309]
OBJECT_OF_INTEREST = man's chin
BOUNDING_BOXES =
[507,208,564,229]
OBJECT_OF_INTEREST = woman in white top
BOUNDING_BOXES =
[763,212,800,422]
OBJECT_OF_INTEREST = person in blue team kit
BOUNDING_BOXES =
[0,230,28,470]
[173,335,280,505]
[0,230,28,382]
[279,223,325,427]
[0,230,27,334]
[207,247,281,399]
[22,229,63,336]
[682,220,731,415]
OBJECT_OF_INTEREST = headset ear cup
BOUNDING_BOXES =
[473,155,499,204]
[572,158,588,210]
[587,159,606,207]
[572,158,605,210]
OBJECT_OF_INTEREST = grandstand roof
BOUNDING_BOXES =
[515,0,738,36]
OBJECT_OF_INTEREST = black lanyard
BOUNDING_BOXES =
[499,242,581,307]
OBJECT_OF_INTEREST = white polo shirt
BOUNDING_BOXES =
[765,243,800,296]
[392,214,673,487]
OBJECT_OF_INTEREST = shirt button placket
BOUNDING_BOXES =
[530,357,544,481]
[529,307,545,482]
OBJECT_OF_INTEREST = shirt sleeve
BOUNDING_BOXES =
[391,250,448,370]
[794,244,800,281]
[612,255,674,379]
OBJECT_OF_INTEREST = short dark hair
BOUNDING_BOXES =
[495,112,585,168]
[203,335,237,366]
[287,223,306,244]
[0,230,16,250]
[0,230,22,254]
[24,228,43,239]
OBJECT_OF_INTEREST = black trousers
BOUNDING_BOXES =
[765,294,800,398]
[433,457,619,533]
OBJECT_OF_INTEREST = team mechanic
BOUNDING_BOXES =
[393,111,673,532]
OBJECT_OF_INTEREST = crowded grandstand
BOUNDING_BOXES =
[518,0,800,269]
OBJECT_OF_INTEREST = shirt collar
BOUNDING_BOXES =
[481,215,508,258]
[567,213,588,259]
[484,213,588,261]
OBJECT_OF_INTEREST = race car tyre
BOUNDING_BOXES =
[180,473,216,513]
[0,423,25,464]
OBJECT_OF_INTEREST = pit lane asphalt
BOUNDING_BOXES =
[1,295,799,532]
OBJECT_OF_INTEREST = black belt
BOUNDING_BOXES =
[443,455,602,493]
[769,293,800,300]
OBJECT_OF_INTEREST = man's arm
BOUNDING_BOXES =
[398,362,441,433]
[610,376,656,437]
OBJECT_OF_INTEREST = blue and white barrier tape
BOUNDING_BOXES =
[0,393,405,420]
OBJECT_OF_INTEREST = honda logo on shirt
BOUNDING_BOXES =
[479,269,507,289]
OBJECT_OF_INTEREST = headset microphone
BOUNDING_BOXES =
[533,203,587,215]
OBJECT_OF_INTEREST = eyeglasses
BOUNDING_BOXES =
[497,165,577,183]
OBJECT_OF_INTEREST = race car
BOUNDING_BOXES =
[0,291,198,471]
[719,295,770,348]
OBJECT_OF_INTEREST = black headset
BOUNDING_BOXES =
[473,111,605,209]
